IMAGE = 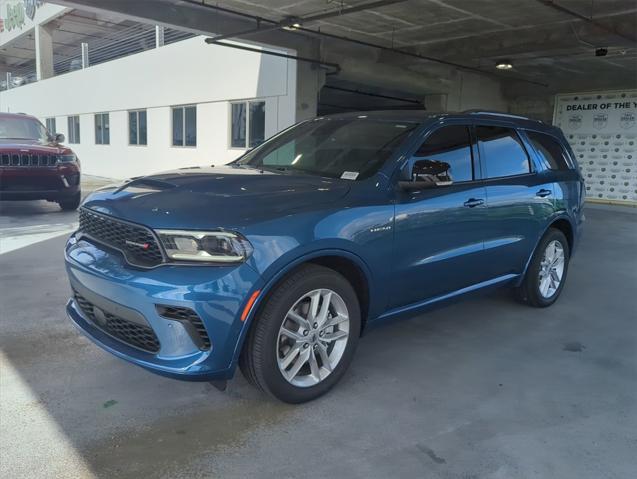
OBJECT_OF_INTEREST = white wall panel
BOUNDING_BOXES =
[0,36,297,179]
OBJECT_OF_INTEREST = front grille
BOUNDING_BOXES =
[156,305,211,350]
[73,290,160,353]
[0,153,58,167]
[78,208,164,268]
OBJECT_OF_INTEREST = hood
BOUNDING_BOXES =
[0,138,72,155]
[82,165,351,230]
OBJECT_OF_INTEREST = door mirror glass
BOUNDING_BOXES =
[399,159,453,191]
[54,133,65,144]
[399,125,473,190]
[412,159,453,185]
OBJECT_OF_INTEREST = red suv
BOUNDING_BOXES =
[0,112,81,210]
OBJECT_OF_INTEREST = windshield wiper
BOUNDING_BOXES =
[255,165,292,174]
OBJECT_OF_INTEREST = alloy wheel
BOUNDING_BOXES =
[276,288,350,388]
[538,239,565,299]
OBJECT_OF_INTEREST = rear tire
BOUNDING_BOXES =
[515,228,570,307]
[58,191,81,211]
[239,264,360,403]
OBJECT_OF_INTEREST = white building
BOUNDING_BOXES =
[0,2,297,179]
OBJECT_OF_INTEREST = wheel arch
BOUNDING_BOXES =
[230,249,374,366]
[519,215,575,283]
[548,217,574,252]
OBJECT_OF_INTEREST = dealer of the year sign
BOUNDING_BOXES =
[554,90,637,204]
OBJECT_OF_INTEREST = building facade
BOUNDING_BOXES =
[0,1,297,179]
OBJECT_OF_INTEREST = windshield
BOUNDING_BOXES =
[236,117,418,180]
[0,116,50,142]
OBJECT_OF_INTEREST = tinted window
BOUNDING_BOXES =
[231,100,266,148]
[526,131,570,170]
[0,117,48,142]
[172,105,196,147]
[129,110,147,145]
[95,113,109,145]
[172,107,183,146]
[67,116,80,144]
[139,110,147,145]
[236,118,417,180]
[129,111,137,144]
[45,117,56,134]
[184,106,196,147]
[414,125,473,182]
[249,101,265,147]
[231,102,246,148]
[477,125,530,178]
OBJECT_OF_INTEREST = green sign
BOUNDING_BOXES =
[5,2,26,31]
[1,1,43,32]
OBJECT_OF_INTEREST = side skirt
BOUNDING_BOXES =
[374,273,519,323]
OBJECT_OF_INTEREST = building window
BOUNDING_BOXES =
[172,105,196,147]
[45,117,56,134]
[230,100,266,148]
[67,115,80,144]
[94,113,110,145]
[129,110,147,145]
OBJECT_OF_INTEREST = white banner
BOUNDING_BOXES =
[553,90,637,204]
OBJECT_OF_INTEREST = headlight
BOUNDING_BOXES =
[57,154,77,163]
[156,230,253,263]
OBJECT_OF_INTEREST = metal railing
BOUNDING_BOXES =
[1,25,195,91]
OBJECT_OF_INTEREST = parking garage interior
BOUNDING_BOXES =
[1,1,636,478]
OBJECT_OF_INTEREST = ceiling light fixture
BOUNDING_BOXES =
[495,60,513,70]
[282,17,302,30]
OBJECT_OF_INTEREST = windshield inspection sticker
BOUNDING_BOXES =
[341,171,359,180]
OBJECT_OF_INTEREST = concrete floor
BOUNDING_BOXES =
[0,203,635,479]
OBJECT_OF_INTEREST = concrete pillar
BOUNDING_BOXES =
[294,38,326,122]
[155,25,165,48]
[81,43,89,68]
[35,23,55,81]
[424,94,448,112]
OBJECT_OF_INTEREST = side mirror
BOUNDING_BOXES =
[54,133,65,144]
[399,159,453,191]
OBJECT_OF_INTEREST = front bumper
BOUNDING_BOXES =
[65,237,263,381]
[0,165,80,201]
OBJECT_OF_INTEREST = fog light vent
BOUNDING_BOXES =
[156,305,211,350]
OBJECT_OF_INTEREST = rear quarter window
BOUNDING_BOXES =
[526,131,572,170]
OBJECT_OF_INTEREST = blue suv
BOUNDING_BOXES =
[65,111,584,403]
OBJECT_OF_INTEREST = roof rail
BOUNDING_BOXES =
[462,110,542,122]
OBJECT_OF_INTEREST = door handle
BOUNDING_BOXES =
[463,198,484,208]
[536,189,552,198]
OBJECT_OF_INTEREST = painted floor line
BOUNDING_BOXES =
[0,229,75,255]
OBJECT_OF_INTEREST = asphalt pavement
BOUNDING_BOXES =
[0,202,635,479]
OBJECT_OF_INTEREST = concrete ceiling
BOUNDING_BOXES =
[212,0,637,91]
[9,0,637,98]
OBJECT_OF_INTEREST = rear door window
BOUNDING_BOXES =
[526,131,571,170]
[476,125,531,178]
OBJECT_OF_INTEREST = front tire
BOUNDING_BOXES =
[516,228,570,307]
[58,191,81,211]
[239,264,360,403]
